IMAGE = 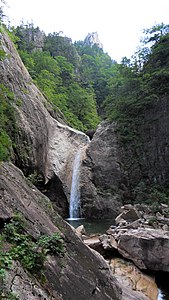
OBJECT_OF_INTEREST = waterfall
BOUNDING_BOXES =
[69,148,82,219]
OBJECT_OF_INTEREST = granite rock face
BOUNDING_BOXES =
[0,162,152,300]
[0,162,122,300]
[80,94,169,216]
[0,30,89,215]
[0,30,89,176]
[80,121,123,218]
[84,32,103,48]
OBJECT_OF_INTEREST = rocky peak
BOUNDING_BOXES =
[31,27,45,51]
[18,23,45,51]
[84,32,103,48]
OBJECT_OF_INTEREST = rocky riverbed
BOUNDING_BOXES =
[74,204,169,299]
[101,204,169,272]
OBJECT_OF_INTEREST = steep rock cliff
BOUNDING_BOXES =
[0,162,149,300]
[121,95,169,189]
[0,162,122,300]
[80,121,124,218]
[80,96,169,213]
[0,29,89,216]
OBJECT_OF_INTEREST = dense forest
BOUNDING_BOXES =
[0,0,169,163]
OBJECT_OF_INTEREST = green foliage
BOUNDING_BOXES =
[133,182,169,205]
[75,41,114,114]
[103,23,169,144]
[0,48,5,60]
[6,27,20,45]
[18,44,100,130]
[0,251,13,279]
[148,216,157,226]
[142,23,169,45]
[67,83,100,130]
[0,131,12,161]
[3,214,26,243]
[8,22,169,147]
[14,23,44,52]
[0,290,19,300]
[148,188,169,205]
[0,84,16,161]
[27,171,43,185]
[2,215,46,273]
[11,241,45,272]
[0,215,65,279]
[37,233,65,256]
[13,24,117,130]
[44,32,80,68]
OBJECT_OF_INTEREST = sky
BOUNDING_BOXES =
[3,0,169,62]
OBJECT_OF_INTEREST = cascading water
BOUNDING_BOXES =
[69,148,82,219]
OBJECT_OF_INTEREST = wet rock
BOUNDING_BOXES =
[110,258,158,300]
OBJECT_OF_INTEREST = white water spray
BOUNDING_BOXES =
[69,149,82,219]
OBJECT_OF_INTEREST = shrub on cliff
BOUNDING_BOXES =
[0,84,16,161]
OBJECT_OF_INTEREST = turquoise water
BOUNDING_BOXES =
[66,218,114,235]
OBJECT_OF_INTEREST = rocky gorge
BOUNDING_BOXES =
[0,27,134,300]
[1,24,169,299]
[82,204,169,299]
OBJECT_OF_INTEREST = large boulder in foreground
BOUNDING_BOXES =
[117,228,169,272]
